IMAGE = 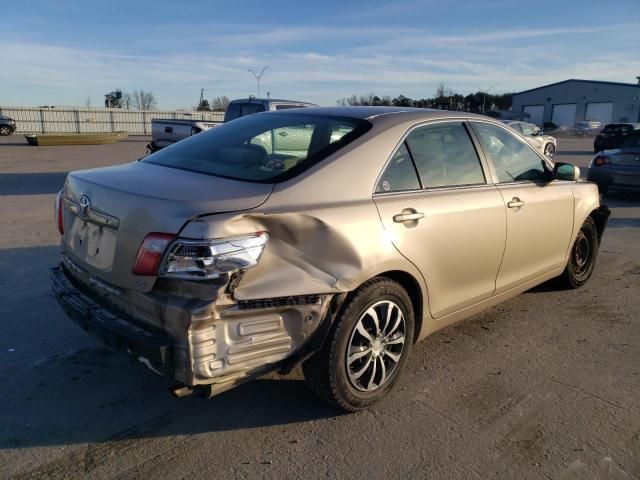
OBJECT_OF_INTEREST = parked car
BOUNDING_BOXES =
[593,123,640,153]
[148,98,317,152]
[223,97,317,122]
[50,107,610,411]
[587,129,640,195]
[572,121,602,136]
[148,119,221,152]
[0,115,16,136]
[503,120,557,160]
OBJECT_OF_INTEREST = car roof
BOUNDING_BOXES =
[229,98,316,105]
[260,106,492,124]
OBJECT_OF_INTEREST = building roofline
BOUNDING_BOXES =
[514,79,640,96]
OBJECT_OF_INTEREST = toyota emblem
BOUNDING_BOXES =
[78,195,91,217]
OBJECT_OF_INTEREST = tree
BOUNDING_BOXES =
[120,92,132,109]
[211,96,230,111]
[85,96,91,108]
[131,90,157,110]
[435,81,447,99]
[197,99,211,111]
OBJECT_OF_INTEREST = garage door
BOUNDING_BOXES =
[552,104,577,128]
[585,102,613,125]
[523,105,544,126]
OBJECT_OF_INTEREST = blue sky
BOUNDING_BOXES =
[1,0,639,108]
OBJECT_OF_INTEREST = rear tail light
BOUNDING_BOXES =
[132,233,176,275]
[162,232,268,280]
[593,155,611,167]
[54,189,64,235]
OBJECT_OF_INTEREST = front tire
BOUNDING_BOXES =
[557,216,599,289]
[544,143,555,160]
[303,278,415,412]
[0,125,12,136]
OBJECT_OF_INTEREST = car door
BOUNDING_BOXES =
[470,121,574,294]
[373,121,506,319]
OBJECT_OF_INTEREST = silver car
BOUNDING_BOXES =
[51,107,609,411]
[504,120,557,160]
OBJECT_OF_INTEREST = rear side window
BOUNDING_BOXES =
[473,122,547,183]
[224,103,266,121]
[405,122,485,188]
[275,104,302,110]
[144,113,371,183]
[375,144,420,193]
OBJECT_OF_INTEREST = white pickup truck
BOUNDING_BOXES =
[148,98,316,152]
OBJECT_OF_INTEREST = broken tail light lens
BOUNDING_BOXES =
[132,233,176,275]
[162,232,268,280]
[54,189,64,235]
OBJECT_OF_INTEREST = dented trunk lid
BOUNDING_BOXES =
[62,161,273,292]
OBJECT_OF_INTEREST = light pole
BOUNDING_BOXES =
[248,66,269,98]
[473,83,499,113]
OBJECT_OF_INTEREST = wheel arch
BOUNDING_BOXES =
[375,270,425,344]
[588,205,611,245]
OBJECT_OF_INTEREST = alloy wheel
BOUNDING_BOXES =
[346,300,406,392]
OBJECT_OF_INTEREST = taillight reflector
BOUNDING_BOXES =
[132,233,176,276]
[593,156,610,167]
[55,190,64,235]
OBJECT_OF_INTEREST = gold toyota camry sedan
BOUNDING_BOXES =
[50,107,610,411]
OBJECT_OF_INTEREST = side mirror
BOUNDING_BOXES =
[554,162,580,181]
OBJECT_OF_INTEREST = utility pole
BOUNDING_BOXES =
[248,66,269,98]
[473,83,499,113]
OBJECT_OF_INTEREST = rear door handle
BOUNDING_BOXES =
[507,197,525,208]
[393,211,425,223]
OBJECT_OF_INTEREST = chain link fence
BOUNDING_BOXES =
[0,107,224,135]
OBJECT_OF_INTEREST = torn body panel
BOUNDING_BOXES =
[53,252,333,389]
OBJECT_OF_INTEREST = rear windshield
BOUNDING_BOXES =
[621,132,640,149]
[143,113,371,183]
[224,102,266,121]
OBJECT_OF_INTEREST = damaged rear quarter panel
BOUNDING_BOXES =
[179,124,429,321]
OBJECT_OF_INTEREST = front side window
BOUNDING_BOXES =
[509,122,522,133]
[144,113,370,183]
[472,122,547,183]
[375,143,420,193]
[405,122,485,188]
[520,123,538,136]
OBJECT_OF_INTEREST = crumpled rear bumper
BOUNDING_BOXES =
[50,265,172,374]
[50,260,334,393]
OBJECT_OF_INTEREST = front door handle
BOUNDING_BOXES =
[507,197,525,208]
[393,210,425,223]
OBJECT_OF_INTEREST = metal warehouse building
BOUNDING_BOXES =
[511,79,640,128]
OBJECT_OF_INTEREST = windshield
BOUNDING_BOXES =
[144,113,371,183]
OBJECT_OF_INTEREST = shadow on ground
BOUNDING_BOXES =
[0,172,68,195]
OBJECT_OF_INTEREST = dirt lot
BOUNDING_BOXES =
[0,134,638,479]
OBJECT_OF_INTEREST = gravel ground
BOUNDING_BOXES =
[0,134,638,479]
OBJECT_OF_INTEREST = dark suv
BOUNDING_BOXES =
[594,123,640,152]
[0,115,16,136]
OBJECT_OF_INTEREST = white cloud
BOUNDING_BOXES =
[1,21,639,107]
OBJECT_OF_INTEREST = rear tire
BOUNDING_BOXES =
[557,216,599,289]
[303,278,415,412]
